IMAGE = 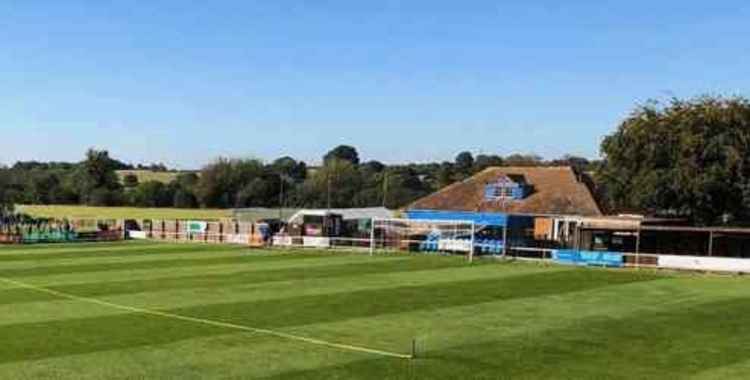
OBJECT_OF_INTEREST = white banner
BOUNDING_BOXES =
[273,236,293,247]
[658,255,750,273]
[437,239,472,252]
[226,234,249,245]
[128,231,147,239]
[303,237,330,248]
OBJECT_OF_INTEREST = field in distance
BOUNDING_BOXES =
[115,170,185,184]
[18,205,232,220]
[1,242,750,379]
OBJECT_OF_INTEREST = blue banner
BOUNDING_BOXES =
[552,250,623,268]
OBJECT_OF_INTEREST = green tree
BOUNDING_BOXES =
[123,173,139,188]
[196,158,270,208]
[272,157,308,182]
[130,181,172,207]
[0,167,14,215]
[474,154,504,172]
[302,159,362,208]
[323,145,360,166]
[504,153,543,166]
[599,96,750,224]
[380,167,431,208]
[455,151,475,174]
[436,162,456,188]
[172,188,198,208]
[75,149,123,205]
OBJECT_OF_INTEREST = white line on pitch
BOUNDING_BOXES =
[0,276,412,360]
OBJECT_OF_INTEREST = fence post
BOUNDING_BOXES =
[469,222,475,263]
[219,222,224,243]
[635,226,641,269]
[369,218,377,256]
[502,224,508,259]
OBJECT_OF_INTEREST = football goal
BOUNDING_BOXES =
[370,218,477,262]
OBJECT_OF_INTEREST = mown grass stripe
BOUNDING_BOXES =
[0,241,154,254]
[0,244,245,263]
[0,256,468,306]
[162,269,662,331]
[0,277,413,361]
[0,251,350,279]
[257,296,750,380]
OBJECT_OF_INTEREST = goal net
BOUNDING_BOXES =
[370,218,476,261]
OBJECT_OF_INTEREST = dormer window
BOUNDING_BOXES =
[490,186,513,198]
[484,175,529,201]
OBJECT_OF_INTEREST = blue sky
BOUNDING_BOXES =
[1,1,748,168]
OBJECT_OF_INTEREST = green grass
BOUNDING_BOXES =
[18,205,232,220]
[17,204,298,222]
[1,242,750,379]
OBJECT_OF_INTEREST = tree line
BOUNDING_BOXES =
[3,95,750,225]
[0,146,596,212]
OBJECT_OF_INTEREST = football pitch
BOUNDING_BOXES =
[2,242,750,379]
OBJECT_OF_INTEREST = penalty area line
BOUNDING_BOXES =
[0,276,412,360]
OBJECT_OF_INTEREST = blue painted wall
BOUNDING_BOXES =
[406,209,508,226]
[406,209,533,228]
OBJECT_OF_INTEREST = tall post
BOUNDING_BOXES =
[327,174,332,212]
[369,218,377,256]
[469,222,475,263]
[708,230,714,257]
[279,174,284,221]
[382,172,388,208]
[502,224,508,259]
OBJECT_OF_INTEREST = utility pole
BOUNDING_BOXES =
[327,174,332,212]
[278,174,284,221]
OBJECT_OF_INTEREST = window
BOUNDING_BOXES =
[486,184,515,200]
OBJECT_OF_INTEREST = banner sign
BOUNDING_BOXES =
[552,250,624,268]
[186,221,207,234]
[657,255,750,273]
[128,231,148,239]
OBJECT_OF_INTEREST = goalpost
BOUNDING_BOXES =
[370,218,476,262]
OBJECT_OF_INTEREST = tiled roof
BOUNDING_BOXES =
[409,166,603,216]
